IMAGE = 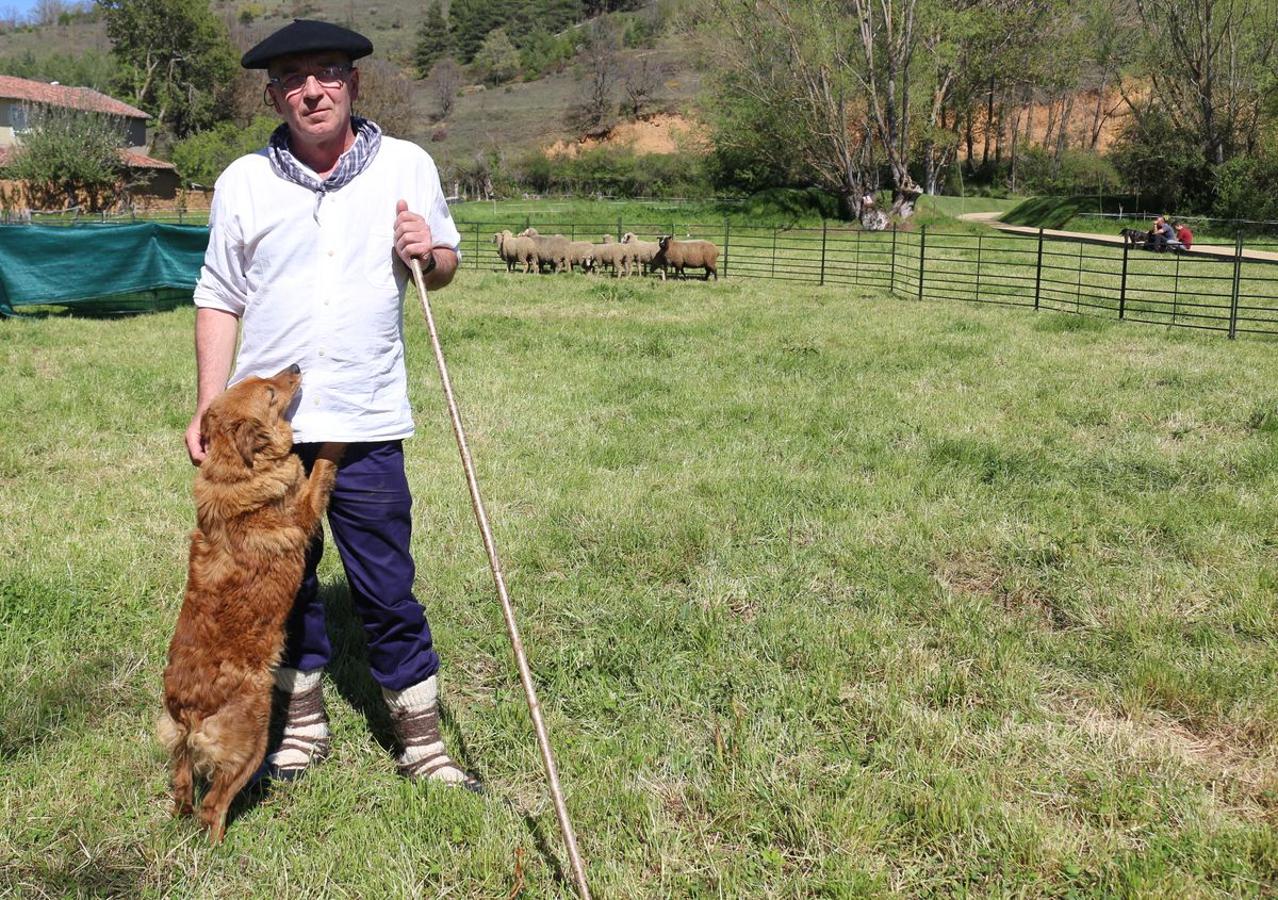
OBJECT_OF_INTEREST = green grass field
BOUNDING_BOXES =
[2,275,1277,896]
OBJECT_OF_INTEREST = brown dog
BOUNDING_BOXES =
[158,364,343,844]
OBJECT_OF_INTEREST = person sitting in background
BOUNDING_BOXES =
[1173,221,1193,250]
[1146,216,1175,251]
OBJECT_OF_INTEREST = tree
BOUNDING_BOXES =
[1132,0,1278,166]
[428,57,464,120]
[472,27,521,86]
[352,58,416,138]
[449,0,504,63]
[413,1,453,78]
[621,55,665,119]
[98,0,239,145]
[170,114,277,185]
[566,18,620,131]
[7,103,125,210]
[707,0,875,219]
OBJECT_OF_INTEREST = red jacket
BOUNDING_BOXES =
[1175,224,1193,248]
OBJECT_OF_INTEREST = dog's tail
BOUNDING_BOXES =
[159,709,229,778]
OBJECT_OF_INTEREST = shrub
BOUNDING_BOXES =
[1213,153,1278,225]
[5,104,125,210]
[1108,108,1213,213]
[471,28,521,86]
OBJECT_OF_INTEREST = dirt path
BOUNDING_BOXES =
[958,211,1278,263]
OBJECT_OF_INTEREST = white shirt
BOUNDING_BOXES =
[193,135,461,443]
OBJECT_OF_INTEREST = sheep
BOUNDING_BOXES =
[519,227,570,273]
[492,229,536,274]
[591,234,634,277]
[620,231,660,276]
[653,235,720,281]
[567,240,596,273]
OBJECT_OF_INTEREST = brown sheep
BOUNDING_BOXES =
[653,235,720,281]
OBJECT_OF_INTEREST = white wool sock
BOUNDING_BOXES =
[383,675,470,786]
[265,667,329,771]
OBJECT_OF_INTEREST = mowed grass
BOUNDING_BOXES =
[2,274,1278,897]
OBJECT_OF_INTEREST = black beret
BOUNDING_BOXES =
[241,19,373,69]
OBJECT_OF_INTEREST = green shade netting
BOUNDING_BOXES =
[0,223,209,316]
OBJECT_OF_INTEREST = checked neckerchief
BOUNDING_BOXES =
[268,116,382,214]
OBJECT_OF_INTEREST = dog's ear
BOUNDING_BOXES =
[233,420,257,468]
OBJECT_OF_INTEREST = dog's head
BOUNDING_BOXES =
[201,365,303,470]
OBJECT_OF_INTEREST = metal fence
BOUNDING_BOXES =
[457,220,1278,340]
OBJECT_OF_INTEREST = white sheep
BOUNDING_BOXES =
[492,229,536,273]
[592,234,634,276]
[519,227,570,273]
[620,231,660,276]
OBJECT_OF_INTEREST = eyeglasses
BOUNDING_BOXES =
[268,64,352,95]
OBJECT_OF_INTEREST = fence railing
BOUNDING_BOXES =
[457,220,1278,340]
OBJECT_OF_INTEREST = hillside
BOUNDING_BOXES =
[0,4,704,166]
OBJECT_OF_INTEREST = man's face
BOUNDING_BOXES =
[266,51,359,148]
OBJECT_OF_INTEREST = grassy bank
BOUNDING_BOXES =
[2,275,1276,896]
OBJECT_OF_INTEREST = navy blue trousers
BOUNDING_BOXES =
[282,441,440,691]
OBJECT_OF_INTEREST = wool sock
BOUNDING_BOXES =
[383,675,480,791]
[263,667,330,775]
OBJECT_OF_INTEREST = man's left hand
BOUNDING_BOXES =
[394,199,433,266]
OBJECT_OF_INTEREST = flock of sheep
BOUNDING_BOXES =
[491,228,720,280]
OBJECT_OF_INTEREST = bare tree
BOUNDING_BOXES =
[567,18,621,132]
[621,55,666,119]
[428,57,463,120]
[353,58,415,138]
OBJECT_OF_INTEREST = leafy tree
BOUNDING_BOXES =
[6,103,125,210]
[170,115,277,185]
[472,28,522,85]
[1133,0,1278,166]
[98,0,239,144]
[449,0,504,63]
[413,1,453,78]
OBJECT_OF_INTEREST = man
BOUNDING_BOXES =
[186,19,479,791]
[1147,215,1175,252]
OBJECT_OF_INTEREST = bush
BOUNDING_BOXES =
[503,148,714,199]
[1012,147,1121,197]
[1213,153,1278,224]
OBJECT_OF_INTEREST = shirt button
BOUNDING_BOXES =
[318,348,326,357]
[328,250,335,257]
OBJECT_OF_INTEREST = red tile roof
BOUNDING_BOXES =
[0,75,149,119]
[0,146,176,171]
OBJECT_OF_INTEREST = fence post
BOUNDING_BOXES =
[771,227,777,278]
[723,217,731,279]
[1033,227,1044,311]
[975,232,982,301]
[1119,238,1128,320]
[819,219,827,286]
[918,225,926,301]
[1229,233,1243,339]
[475,223,480,270]
[524,214,530,232]
[890,226,897,294]
[617,215,623,241]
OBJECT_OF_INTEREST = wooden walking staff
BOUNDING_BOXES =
[409,257,592,900]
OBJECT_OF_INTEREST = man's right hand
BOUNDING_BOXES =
[185,411,208,466]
